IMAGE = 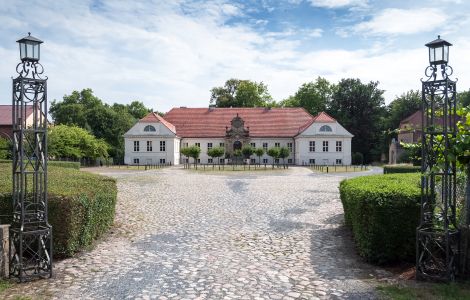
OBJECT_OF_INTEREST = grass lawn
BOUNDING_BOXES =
[310,165,369,173]
[186,164,291,172]
[377,282,470,300]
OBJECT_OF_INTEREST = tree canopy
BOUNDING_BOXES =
[210,79,273,107]
[280,77,333,116]
[48,124,109,160]
[386,90,421,133]
[50,89,152,161]
[328,79,386,163]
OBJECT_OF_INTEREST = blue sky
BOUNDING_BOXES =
[1,0,470,112]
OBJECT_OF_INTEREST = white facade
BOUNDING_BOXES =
[124,121,180,165]
[123,111,353,166]
[295,122,353,165]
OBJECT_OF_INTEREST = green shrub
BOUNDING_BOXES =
[0,163,116,257]
[383,164,420,174]
[352,152,364,165]
[0,159,80,170]
[339,173,421,264]
[48,161,80,170]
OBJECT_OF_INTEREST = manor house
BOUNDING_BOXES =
[124,107,353,166]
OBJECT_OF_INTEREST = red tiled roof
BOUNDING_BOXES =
[140,112,176,133]
[314,111,336,123]
[297,111,337,134]
[0,105,33,125]
[163,107,316,138]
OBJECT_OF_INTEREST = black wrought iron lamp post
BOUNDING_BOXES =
[10,33,52,281]
[416,36,459,281]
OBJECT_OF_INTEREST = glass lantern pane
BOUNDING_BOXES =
[26,43,33,59]
[435,46,443,62]
[19,43,26,59]
[443,45,449,62]
[430,48,436,63]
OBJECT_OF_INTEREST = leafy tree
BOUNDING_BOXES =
[183,145,201,167]
[50,89,152,162]
[254,147,265,164]
[180,147,191,163]
[277,95,300,108]
[48,124,108,160]
[278,147,290,168]
[207,146,224,164]
[328,78,386,163]
[241,145,254,159]
[0,137,11,159]
[210,79,273,107]
[294,77,333,115]
[233,149,242,158]
[458,90,470,108]
[386,90,421,133]
[267,147,281,167]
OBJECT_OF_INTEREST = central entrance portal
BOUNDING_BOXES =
[233,141,242,150]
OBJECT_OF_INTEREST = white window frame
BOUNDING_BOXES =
[322,141,329,152]
[287,142,293,152]
[133,158,140,164]
[336,141,342,152]
[250,142,256,148]
[263,143,268,151]
[147,141,152,152]
[275,142,280,148]
[134,141,140,152]
[160,141,166,152]
[309,141,315,152]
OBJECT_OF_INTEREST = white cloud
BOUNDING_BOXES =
[0,0,469,113]
[354,8,447,36]
[308,0,368,8]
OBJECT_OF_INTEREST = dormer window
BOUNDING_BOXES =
[144,125,156,132]
[319,125,332,132]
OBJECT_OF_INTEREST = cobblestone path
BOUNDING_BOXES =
[2,167,391,300]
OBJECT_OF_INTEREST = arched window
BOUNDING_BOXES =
[144,125,156,132]
[319,125,332,132]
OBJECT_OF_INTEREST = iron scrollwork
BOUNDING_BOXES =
[416,59,459,281]
[10,56,52,282]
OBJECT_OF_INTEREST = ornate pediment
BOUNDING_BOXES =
[226,114,249,138]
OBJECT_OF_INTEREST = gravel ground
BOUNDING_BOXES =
[1,166,392,300]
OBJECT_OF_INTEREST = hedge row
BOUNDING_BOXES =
[0,163,116,257]
[339,173,421,264]
[383,164,420,174]
[0,159,80,170]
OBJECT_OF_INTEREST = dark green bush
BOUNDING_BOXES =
[0,163,116,257]
[0,159,80,170]
[339,173,421,264]
[48,161,81,170]
[352,152,364,165]
[383,164,420,174]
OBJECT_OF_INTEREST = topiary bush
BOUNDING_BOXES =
[383,164,420,174]
[339,173,421,264]
[0,163,116,257]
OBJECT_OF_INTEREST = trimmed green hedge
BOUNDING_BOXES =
[340,173,421,264]
[0,163,116,257]
[383,164,420,174]
[0,159,80,170]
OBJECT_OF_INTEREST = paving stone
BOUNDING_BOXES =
[0,166,388,299]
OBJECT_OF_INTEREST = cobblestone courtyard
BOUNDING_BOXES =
[2,167,391,300]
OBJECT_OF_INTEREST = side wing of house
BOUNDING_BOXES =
[123,118,180,165]
[295,121,353,165]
